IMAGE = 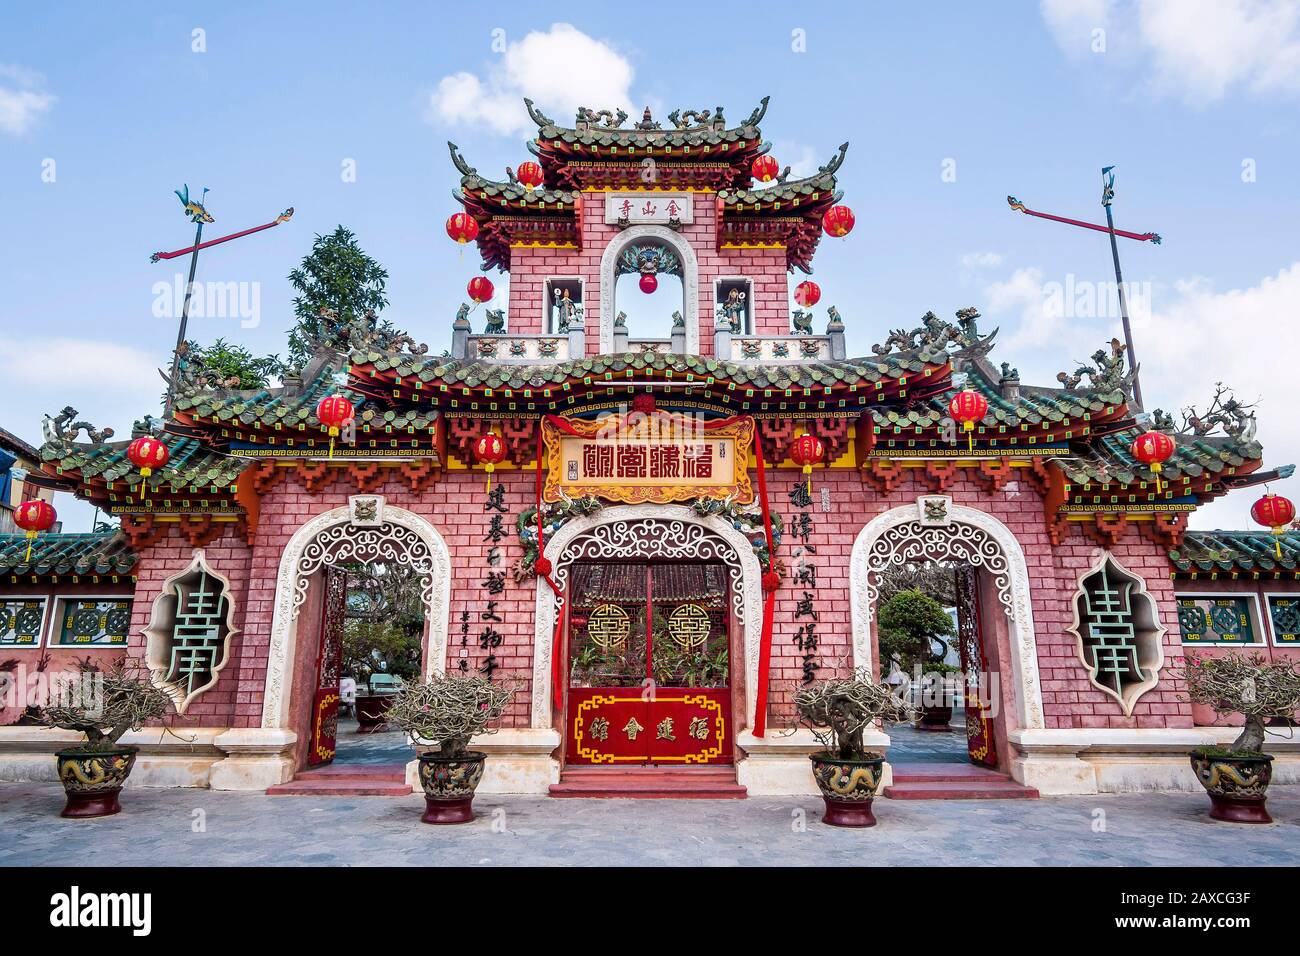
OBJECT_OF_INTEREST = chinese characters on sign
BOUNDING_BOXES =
[603,192,694,225]
[789,478,822,684]
[462,481,510,678]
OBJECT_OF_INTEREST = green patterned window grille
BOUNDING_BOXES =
[55,599,131,646]
[144,556,238,713]
[1266,597,1300,645]
[0,598,48,647]
[1176,596,1259,645]
[1069,555,1164,715]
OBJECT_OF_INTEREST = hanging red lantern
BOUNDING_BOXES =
[639,273,658,294]
[751,154,779,183]
[516,161,544,191]
[789,432,826,495]
[316,395,355,460]
[473,432,508,492]
[948,389,989,451]
[794,280,821,308]
[14,499,57,564]
[822,204,856,237]
[467,276,495,304]
[445,212,479,245]
[1130,430,1176,494]
[126,436,170,502]
[1251,493,1296,559]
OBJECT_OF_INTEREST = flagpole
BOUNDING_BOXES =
[164,220,204,419]
[1102,167,1143,411]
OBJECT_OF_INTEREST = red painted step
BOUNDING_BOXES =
[267,762,412,796]
[549,767,747,799]
[883,764,1038,800]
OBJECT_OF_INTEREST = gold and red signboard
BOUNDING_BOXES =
[568,687,731,765]
[542,412,753,505]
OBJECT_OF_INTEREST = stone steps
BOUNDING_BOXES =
[884,763,1038,800]
[549,766,747,799]
[267,762,411,796]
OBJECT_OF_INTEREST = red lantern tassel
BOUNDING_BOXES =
[23,530,35,565]
[965,421,974,452]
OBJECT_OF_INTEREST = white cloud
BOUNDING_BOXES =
[0,63,55,135]
[1041,0,1300,105]
[0,337,158,392]
[961,251,1005,270]
[426,24,635,136]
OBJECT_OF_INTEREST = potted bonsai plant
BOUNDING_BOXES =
[36,659,173,818]
[877,588,959,730]
[792,667,916,828]
[384,671,515,824]
[1181,651,1300,824]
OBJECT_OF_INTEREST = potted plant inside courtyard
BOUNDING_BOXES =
[1181,651,1300,824]
[36,659,174,818]
[878,588,959,729]
[384,671,515,824]
[793,667,916,828]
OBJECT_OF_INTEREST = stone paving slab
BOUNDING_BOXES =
[3,783,1298,867]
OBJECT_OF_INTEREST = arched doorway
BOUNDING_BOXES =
[849,498,1046,772]
[598,225,700,353]
[531,505,762,742]
[259,495,452,747]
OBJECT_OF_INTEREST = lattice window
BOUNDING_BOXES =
[1266,596,1300,646]
[1177,596,1261,645]
[144,553,238,713]
[54,598,131,646]
[1067,554,1165,715]
[0,598,48,647]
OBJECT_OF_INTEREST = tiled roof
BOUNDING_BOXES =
[529,97,768,149]
[0,531,136,577]
[1059,429,1260,487]
[719,143,846,208]
[173,353,362,431]
[39,435,247,498]
[1170,530,1300,575]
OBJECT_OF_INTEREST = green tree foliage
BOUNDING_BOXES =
[877,588,956,673]
[184,338,284,389]
[286,226,389,368]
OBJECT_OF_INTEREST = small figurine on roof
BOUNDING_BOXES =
[791,309,814,335]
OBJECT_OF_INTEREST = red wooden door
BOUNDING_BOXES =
[566,562,732,765]
[307,567,347,766]
[956,566,998,768]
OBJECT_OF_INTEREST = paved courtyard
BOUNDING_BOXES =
[3,782,1297,867]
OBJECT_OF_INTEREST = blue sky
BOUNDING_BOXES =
[2,1,1299,531]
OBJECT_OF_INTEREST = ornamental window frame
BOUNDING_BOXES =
[713,276,754,335]
[1066,552,1166,716]
[1263,592,1300,647]
[542,276,585,335]
[0,594,51,649]
[1173,591,1265,647]
[143,551,239,714]
[50,594,133,648]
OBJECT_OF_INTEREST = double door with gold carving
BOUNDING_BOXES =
[566,562,731,765]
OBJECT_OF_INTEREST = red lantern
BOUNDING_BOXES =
[14,499,56,564]
[1251,493,1296,559]
[639,273,658,294]
[516,161,544,191]
[446,212,479,245]
[1130,430,1176,494]
[822,204,856,237]
[794,280,821,308]
[473,432,507,492]
[467,276,495,304]
[126,436,170,502]
[948,389,989,451]
[789,432,826,494]
[751,155,779,183]
[316,395,355,459]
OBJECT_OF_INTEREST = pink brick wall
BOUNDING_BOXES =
[506,192,794,349]
[104,461,1225,740]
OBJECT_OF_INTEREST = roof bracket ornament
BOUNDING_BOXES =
[1180,383,1259,442]
[742,96,770,129]
[523,97,557,129]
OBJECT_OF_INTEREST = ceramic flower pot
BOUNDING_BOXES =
[355,694,395,734]
[809,752,885,828]
[1190,751,1274,824]
[416,751,487,824]
[55,747,137,818]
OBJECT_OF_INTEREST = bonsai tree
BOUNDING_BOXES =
[383,672,514,757]
[877,587,960,695]
[792,667,916,760]
[35,660,173,752]
[1182,652,1300,753]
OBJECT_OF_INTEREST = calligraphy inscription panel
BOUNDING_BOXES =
[603,192,694,225]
